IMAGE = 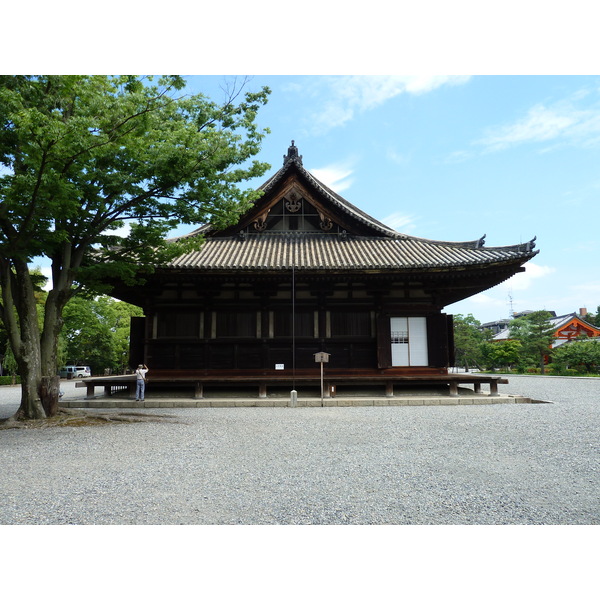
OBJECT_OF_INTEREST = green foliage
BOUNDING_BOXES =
[475,308,600,375]
[480,339,523,371]
[508,310,555,374]
[2,342,18,375]
[0,375,21,385]
[582,306,600,327]
[453,314,487,369]
[0,75,271,286]
[552,340,600,374]
[61,295,143,375]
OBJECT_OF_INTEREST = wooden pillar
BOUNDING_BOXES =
[473,382,482,394]
[490,381,499,397]
[449,381,459,397]
[385,381,394,397]
[195,382,204,399]
[259,383,267,398]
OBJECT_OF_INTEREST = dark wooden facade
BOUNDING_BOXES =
[111,142,538,381]
[127,277,455,374]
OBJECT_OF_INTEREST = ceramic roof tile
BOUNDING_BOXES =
[168,233,537,271]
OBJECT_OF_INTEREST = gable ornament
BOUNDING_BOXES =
[319,213,333,231]
[253,208,270,231]
[283,140,303,165]
[285,193,302,213]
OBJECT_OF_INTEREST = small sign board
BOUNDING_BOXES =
[275,364,285,370]
[313,352,331,363]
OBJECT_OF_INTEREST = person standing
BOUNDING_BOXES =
[135,364,149,401]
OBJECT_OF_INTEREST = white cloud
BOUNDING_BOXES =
[469,293,506,307]
[310,162,355,193]
[333,76,469,111]
[478,105,577,151]
[499,263,556,291]
[476,91,600,153]
[308,75,471,134]
[381,212,417,233]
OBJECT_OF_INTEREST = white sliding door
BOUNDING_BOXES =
[390,317,409,366]
[390,317,428,367]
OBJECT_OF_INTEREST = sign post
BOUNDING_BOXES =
[313,352,331,406]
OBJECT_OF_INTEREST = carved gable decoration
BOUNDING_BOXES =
[215,142,398,239]
[247,184,341,234]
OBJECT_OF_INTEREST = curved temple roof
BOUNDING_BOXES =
[169,232,537,271]
[167,142,538,274]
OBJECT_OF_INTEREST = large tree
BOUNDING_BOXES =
[0,75,270,420]
[480,339,523,371]
[452,313,487,371]
[509,310,555,374]
[552,339,600,374]
[60,294,143,376]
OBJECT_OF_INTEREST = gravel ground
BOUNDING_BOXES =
[1,376,599,525]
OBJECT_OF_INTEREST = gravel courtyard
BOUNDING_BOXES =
[1,376,598,525]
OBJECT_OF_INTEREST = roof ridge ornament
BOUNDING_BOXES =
[283,140,303,166]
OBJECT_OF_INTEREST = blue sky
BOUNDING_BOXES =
[172,75,600,324]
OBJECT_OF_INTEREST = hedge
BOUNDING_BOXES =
[0,375,21,385]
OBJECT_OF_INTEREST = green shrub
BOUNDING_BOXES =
[0,375,21,385]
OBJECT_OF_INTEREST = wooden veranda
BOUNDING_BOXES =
[74,369,508,400]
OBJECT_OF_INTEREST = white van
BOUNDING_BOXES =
[59,365,91,378]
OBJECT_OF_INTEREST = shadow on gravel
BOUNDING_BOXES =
[0,408,181,430]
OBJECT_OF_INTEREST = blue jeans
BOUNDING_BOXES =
[136,379,145,400]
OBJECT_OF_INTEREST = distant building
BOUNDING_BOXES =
[548,312,600,348]
[491,309,600,348]
[480,318,511,335]
[481,310,559,336]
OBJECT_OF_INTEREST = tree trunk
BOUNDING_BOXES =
[1,258,46,419]
[14,324,46,419]
[14,359,46,420]
[41,290,66,379]
[0,254,75,420]
[40,376,60,417]
[540,353,546,375]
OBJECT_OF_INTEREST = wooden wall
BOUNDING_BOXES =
[131,278,454,373]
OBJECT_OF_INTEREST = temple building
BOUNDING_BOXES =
[492,310,600,348]
[108,142,539,395]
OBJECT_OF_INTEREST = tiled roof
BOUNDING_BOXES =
[167,143,538,273]
[549,313,580,329]
[168,232,537,271]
